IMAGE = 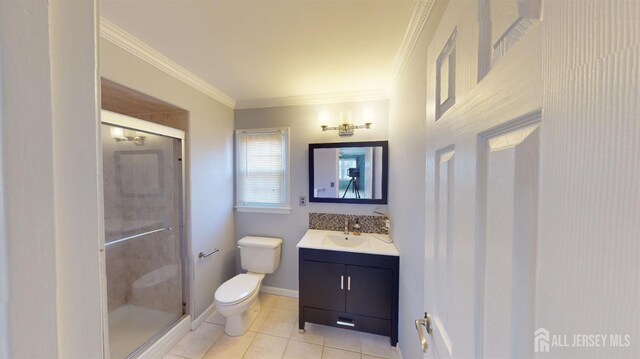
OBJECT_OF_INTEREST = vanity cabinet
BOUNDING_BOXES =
[299,248,399,345]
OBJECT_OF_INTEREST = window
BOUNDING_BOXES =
[235,127,290,213]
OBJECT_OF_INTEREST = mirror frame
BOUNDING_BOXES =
[308,140,388,204]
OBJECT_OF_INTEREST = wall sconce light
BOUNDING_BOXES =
[320,110,373,136]
[110,126,146,145]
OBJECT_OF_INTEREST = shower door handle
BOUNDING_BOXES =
[105,227,172,247]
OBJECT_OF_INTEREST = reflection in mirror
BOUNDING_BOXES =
[309,141,387,204]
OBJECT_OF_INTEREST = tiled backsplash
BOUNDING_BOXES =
[309,212,388,234]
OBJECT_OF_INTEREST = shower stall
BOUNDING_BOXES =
[101,110,188,359]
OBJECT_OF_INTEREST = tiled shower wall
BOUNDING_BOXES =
[103,125,182,315]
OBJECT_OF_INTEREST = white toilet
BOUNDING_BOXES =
[214,236,282,336]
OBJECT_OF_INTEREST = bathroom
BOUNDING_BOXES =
[101,52,398,357]
[2,1,638,359]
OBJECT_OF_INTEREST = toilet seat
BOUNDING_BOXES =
[215,274,260,306]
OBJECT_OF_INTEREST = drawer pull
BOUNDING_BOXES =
[336,320,355,327]
[341,275,344,290]
[347,275,351,291]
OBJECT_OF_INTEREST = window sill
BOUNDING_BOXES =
[235,206,292,214]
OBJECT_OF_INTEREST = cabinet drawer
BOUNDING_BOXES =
[303,307,391,337]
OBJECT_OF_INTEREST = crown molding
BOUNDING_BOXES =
[235,89,389,110]
[390,0,437,89]
[100,17,236,109]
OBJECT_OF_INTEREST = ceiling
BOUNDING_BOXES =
[100,0,416,107]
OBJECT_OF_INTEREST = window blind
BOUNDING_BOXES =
[237,128,288,207]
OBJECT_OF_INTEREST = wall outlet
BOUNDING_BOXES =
[299,195,306,206]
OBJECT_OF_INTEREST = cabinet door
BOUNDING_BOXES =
[346,265,392,319]
[302,261,345,312]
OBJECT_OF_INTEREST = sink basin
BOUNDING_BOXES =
[298,229,399,256]
[322,233,371,249]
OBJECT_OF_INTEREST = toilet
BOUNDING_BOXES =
[214,236,282,336]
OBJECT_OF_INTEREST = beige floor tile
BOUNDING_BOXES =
[275,296,299,311]
[243,333,288,359]
[289,321,326,346]
[203,331,256,359]
[162,354,188,359]
[259,293,281,307]
[323,327,361,353]
[361,355,386,359]
[258,308,297,338]
[359,333,396,359]
[169,323,225,359]
[283,340,323,359]
[248,305,273,332]
[321,347,361,359]
[205,310,226,326]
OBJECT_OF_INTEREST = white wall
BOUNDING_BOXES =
[234,100,388,291]
[1,1,105,357]
[50,0,104,356]
[100,39,236,319]
[313,148,338,198]
[0,1,60,356]
[387,1,448,357]
[0,18,8,359]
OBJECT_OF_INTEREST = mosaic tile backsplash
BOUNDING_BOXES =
[309,212,389,234]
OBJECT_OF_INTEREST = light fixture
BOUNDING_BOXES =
[110,126,146,145]
[320,110,373,136]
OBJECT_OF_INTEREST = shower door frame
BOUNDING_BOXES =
[101,110,191,359]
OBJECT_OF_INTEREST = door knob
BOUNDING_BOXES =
[415,312,433,353]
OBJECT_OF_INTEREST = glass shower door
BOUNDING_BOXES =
[102,121,184,359]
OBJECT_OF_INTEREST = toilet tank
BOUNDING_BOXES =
[238,236,282,274]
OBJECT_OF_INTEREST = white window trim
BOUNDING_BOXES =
[235,206,292,214]
[235,127,291,214]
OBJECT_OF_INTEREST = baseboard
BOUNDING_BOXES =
[394,343,403,359]
[191,300,216,330]
[260,285,299,298]
[137,315,190,359]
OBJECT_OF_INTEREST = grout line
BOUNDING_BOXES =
[239,331,259,359]
[168,353,191,359]
[281,337,291,358]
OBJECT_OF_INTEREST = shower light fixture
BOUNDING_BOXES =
[110,126,146,145]
[320,110,372,136]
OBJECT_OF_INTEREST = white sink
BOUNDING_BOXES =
[322,233,371,249]
[297,229,399,256]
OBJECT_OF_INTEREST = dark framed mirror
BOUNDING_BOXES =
[309,141,388,204]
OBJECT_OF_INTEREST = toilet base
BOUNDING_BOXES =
[223,298,261,336]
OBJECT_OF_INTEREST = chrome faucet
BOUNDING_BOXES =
[344,218,349,234]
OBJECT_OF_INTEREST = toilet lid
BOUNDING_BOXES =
[215,274,260,305]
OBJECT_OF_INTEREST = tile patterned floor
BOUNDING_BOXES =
[164,294,399,359]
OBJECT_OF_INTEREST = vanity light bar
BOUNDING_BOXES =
[321,123,372,136]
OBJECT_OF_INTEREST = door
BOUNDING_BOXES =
[346,265,392,319]
[101,110,187,359]
[419,0,638,358]
[302,261,345,312]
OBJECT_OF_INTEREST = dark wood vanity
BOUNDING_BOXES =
[298,247,399,346]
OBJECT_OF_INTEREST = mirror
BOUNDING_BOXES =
[309,141,388,204]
